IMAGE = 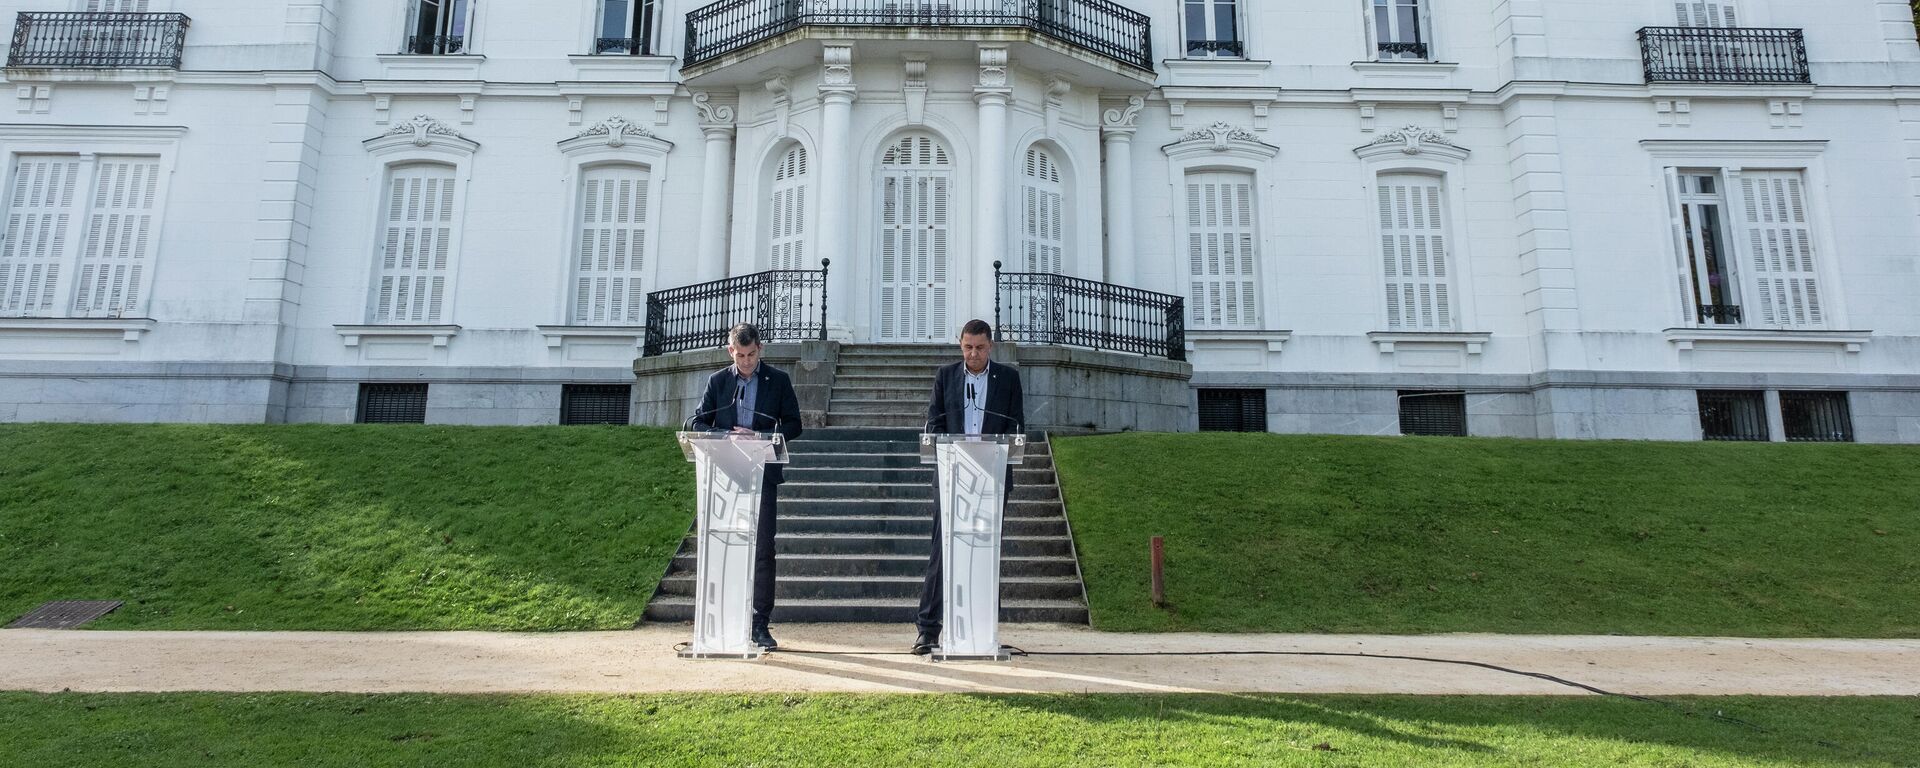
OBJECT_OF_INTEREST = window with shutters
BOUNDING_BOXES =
[570,165,649,325]
[0,153,164,319]
[1183,0,1243,58]
[1184,171,1260,330]
[1376,173,1455,331]
[768,145,808,272]
[1663,168,1825,329]
[594,0,656,54]
[1017,146,1064,275]
[1370,0,1430,60]
[875,133,952,343]
[404,0,474,54]
[81,0,151,10]
[369,163,459,324]
[1675,0,1738,28]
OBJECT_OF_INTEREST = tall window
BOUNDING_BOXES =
[404,0,473,54]
[595,0,656,54]
[1373,0,1428,60]
[1666,169,1824,328]
[371,163,458,324]
[1184,171,1259,329]
[768,146,808,271]
[1377,173,1454,331]
[571,165,649,325]
[84,0,149,10]
[0,154,162,318]
[1017,147,1064,274]
[1183,0,1242,58]
[1675,0,1738,27]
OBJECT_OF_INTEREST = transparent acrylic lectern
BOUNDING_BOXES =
[919,432,1026,661]
[675,430,788,659]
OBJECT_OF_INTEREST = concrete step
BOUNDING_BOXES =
[833,364,943,379]
[831,385,935,401]
[652,574,1083,601]
[779,482,1059,501]
[778,498,1068,518]
[755,533,1072,557]
[786,452,927,469]
[783,467,1056,484]
[788,439,922,454]
[668,553,1081,578]
[777,515,1069,537]
[825,398,926,415]
[826,412,927,427]
[642,596,1088,624]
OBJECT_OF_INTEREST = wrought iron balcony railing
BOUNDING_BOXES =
[402,34,465,55]
[995,262,1186,361]
[7,11,189,69]
[595,36,654,55]
[1638,26,1808,84]
[643,261,829,356]
[1696,303,1743,325]
[685,0,1152,72]
[1377,40,1428,59]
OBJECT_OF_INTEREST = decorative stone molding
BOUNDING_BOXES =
[363,114,478,155]
[1441,105,1459,133]
[1166,98,1186,130]
[373,94,393,125]
[535,325,647,350]
[133,84,169,116]
[335,324,460,348]
[565,95,584,126]
[976,44,1009,91]
[765,72,792,137]
[822,42,854,87]
[1044,74,1071,137]
[1656,98,1692,128]
[903,55,928,125]
[692,91,736,127]
[650,94,671,126]
[559,115,672,155]
[1249,99,1270,131]
[1368,331,1491,355]
[458,93,476,124]
[1358,101,1376,132]
[1161,121,1278,161]
[1101,95,1144,134]
[1354,124,1469,161]
[15,84,51,115]
[0,317,154,343]
[1664,328,1869,354]
[1768,99,1804,129]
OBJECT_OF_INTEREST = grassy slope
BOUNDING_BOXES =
[2,692,1915,767]
[1055,433,1920,636]
[0,424,691,631]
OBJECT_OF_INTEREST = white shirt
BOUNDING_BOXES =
[963,364,990,436]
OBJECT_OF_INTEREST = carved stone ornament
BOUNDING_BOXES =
[1370,124,1454,155]
[691,91,736,126]
[573,116,655,148]
[1180,121,1260,147]
[1102,95,1145,129]
[977,45,1009,89]
[384,115,469,147]
[822,44,853,87]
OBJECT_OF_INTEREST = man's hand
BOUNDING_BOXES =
[730,426,755,435]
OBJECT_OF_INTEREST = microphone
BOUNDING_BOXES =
[681,379,747,431]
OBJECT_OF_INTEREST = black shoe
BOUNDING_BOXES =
[910,631,938,656]
[750,626,778,650]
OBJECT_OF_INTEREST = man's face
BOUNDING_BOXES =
[728,341,763,376]
[960,332,991,373]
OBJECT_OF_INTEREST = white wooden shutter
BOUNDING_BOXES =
[1739,170,1822,327]
[1378,173,1452,330]
[71,157,160,317]
[1184,171,1258,329]
[1019,147,1064,274]
[87,0,151,11]
[0,156,82,316]
[768,146,807,271]
[1675,0,1737,27]
[876,135,950,341]
[372,164,456,323]
[572,165,648,324]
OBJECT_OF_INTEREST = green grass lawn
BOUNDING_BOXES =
[0,424,691,631]
[2,692,1914,767]
[1055,433,1920,636]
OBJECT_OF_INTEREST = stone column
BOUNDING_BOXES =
[973,44,1012,323]
[1100,95,1144,286]
[693,92,736,283]
[817,41,857,335]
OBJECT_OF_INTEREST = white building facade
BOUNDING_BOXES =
[2,0,1918,441]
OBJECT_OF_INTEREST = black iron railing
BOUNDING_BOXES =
[1377,41,1428,59]
[685,0,1153,71]
[1184,38,1242,57]
[7,12,188,69]
[643,261,828,356]
[1638,26,1808,84]
[402,34,464,55]
[595,36,653,55]
[994,262,1185,361]
[1696,303,1743,325]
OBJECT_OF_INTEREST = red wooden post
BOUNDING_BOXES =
[1149,535,1166,607]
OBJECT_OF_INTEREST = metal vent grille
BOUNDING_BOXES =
[562,384,632,425]
[358,383,428,424]
[1782,391,1852,443]
[1197,389,1266,432]
[1399,391,1467,436]
[1698,390,1767,441]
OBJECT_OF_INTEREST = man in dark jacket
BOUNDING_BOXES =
[690,323,804,650]
[913,318,1024,655]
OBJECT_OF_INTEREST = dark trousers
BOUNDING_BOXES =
[752,476,779,629]
[916,467,1012,635]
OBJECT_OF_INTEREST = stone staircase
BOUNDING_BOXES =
[642,345,1089,625]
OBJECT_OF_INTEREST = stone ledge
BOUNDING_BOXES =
[1664,327,1870,353]
[335,324,459,348]
[0,317,154,343]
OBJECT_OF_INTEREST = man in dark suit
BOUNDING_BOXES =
[690,322,804,650]
[913,318,1024,655]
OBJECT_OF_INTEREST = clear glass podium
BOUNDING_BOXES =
[674,431,788,659]
[918,432,1026,661]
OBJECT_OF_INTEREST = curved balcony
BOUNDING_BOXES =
[685,0,1152,76]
